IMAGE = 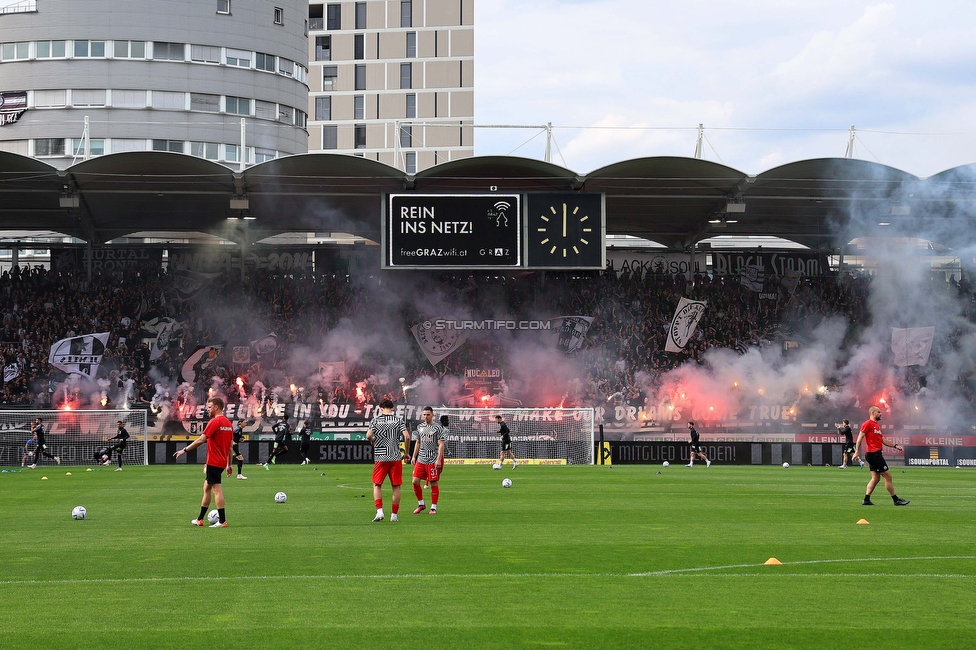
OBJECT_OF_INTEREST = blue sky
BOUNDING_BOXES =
[474,1,976,177]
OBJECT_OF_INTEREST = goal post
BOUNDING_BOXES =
[0,409,148,467]
[407,408,595,465]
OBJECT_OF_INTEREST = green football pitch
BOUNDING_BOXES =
[1,463,974,649]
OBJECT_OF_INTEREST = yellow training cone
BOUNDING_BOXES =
[41,476,48,480]
[65,472,72,476]
[857,519,870,525]
[764,558,783,565]
[87,468,92,472]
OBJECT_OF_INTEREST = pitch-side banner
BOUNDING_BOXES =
[49,332,110,377]
[891,327,935,367]
[410,321,466,367]
[665,298,706,353]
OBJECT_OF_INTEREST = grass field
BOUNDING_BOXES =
[1,461,974,649]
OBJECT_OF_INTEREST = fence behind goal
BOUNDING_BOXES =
[406,408,595,465]
[0,410,148,466]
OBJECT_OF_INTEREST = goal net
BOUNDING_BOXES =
[0,409,148,467]
[408,408,595,465]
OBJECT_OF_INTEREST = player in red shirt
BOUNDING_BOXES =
[173,397,235,527]
[852,406,909,506]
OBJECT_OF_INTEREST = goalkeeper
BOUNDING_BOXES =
[495,415,518,469]
[108,420,129,471]
[263,417,291,468]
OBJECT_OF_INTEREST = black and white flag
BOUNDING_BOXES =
[891,327,935,367]
[3,362,19,383]
[410,321,466,367]
[549,316,595,354]
[144,317,182,361]
[665,298,706,353]
[49,332,110,377]
[180,344,223,383]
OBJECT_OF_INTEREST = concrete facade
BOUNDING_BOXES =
[307,0,473,172]
[0,0,310,168]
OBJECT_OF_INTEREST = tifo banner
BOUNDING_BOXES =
[0,91,27,126]
[550,316,594,353]
[51,247,163,274]
[605,251,702,278]
[711,251,829,278]
[48,332,110,377]
[665,298,706,352]
[891,327,935,367]
[180,345,223,384]
[411,321,466,367]
[167,247,313,273]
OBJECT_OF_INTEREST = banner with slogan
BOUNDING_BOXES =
[167,246,313,274]
[49,332,110,378]
[665,298,706,353]
[605,250,703,279]
[549,316,594,353]
[410,321,466,367]
[0,91,27,126]
[891,327,935,367]
[51,247,163,275]
[711,251,829,278]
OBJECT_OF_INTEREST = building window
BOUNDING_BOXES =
[400,1,412,28]
[278,58,294,77]
[315,96,331,121]
[278,105,294,123]
[36,40,66,58]
[225,48,251,67]
[327,3,341,30]
[190,93,220,112]
[354,64,366,90]
[34,138,65,156]
[217,0,230,14]
[152,139,185,153]
[322,125,337,149]
[115,40,146,59]
[112,139,148,153]
[295,110,307,128]
[355,2,366,29]
[71,139,105,157]
[72,89,107,107]
[354,34,364,60]
[256,52,276,72]
[254,100,276,120]
[322,65,337,90]
[309,4,323,29]
[406,32,416,58]
[151,91,184,110]
[191,142,219,160]
[354,124,366,149]
[73,40,106,58]
[190,44,220,63]
[1,42,28,60]
[34,89,67,108]
[354,95,364,120]
[274,7,283,25]
[255,148,276,163]
[405,152,416,174]
[225,96,250,115]
[112,90,147,108]
[406,93,416,118]
[315,36,331,61]
[399,125,411,148]
[400,63,412,90]
[153,42,185,61]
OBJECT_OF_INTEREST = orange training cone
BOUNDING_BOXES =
[764,558,783,565]
[857,519,870,525]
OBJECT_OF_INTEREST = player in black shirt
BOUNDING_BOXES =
[108,420,130,471]
[232,419,247,480]
[264,418,291,468]
[28,417,59,469]
[495,415,518,469]
[836,419,861,469]
[686,421,711,467]
[297,420,313,465]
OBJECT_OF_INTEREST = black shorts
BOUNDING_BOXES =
[690,443,702,453]
[232,443,242,458]
[205,464,225,485]
[501,442,512,451]
[843,444,855,454]
[113,442,127,452]
[865,451,888,473]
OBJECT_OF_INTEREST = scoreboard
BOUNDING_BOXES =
[383,192,604,270]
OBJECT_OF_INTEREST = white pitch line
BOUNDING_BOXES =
[1,556,974,587]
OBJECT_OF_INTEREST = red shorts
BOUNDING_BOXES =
[372,460,403,486]
[412,463,441,482]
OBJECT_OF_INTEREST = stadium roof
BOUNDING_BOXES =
[1,151,975,249]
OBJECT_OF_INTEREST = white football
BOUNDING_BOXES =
[207,509,220,524]
[274,491,287,503]
[502,478,512,488]
[71,506,87,520]
[662,461,670,467]
[492,463,501,470]
[782,462,790,468]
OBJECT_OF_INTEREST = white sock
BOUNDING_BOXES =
[417,500,425,507]
[376,509,384,517]
[431,504,437,511]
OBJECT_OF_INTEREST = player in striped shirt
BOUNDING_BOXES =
[366,398,410,522]
[411,407,446,514]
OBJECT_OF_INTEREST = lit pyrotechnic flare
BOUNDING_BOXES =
[817,385,828,396]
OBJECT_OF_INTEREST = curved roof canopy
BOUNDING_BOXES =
[2,152,976,249]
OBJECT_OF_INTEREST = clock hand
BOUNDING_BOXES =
[562,204,567,238]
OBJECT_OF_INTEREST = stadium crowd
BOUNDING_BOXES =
[0,259,962,414]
